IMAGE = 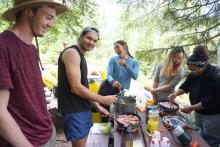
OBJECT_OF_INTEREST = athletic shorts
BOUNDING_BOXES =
[62,111,92,141]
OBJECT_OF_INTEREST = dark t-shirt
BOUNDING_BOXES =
[0,30,52,147]
[58,45,91,113]
[179,64,220,114]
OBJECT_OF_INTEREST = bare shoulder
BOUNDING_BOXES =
[62,48,80,64]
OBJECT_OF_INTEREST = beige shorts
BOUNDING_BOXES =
[41,124,56,147]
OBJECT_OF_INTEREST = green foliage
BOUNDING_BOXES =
[0,0,97,64]
[1,0,219,74]
[117,0,220,76]
[0,1,12,30]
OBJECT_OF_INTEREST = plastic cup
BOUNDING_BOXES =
[152,130,161,140]
[150,138,160,147]
[161,137,170,147]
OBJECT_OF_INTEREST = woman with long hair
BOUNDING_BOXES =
[98,40,139,122]
[98,40,139,96]
[145,46,185,104]
[106,40,139,91]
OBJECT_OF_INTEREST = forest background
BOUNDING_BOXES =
[1,0,220,85]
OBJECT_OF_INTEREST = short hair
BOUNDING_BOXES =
[79,27,99,40]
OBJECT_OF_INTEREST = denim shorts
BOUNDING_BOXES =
[62,111,92,141]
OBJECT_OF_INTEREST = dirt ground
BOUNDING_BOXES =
[56,129,71,147]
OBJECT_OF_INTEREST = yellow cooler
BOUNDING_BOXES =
[88,76,102,123]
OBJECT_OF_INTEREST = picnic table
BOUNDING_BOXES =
[113,110,210,147]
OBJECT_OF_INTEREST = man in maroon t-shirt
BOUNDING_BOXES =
[0,0,67,147]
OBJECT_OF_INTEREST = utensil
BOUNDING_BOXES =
[140,125,147,147]
[116,89,125,97]
[108,113,116,118]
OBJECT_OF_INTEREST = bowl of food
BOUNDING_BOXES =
[163,115,187,129]
[158,99,179,113]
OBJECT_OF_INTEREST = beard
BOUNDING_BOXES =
[80,44,93,52]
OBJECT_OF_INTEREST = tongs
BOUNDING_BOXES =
[116,88,125,97]
[108,113,116,118]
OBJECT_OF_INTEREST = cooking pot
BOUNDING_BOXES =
[111,96,136,114]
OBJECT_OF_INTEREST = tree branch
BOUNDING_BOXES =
[147,33,220,52]
[176,22,220,38]
[128,0,178,24]
[173,0,219,11]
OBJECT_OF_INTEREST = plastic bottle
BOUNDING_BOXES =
[147,109,159,136]
[146,99,154,106]
[150,138,160,147]
[145,101,155,123]
[160,137,170,147]
[146,106,155,122]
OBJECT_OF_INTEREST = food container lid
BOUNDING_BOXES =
[149,109,159,114]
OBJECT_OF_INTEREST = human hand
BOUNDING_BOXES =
[144,85,151,91]
[112,81,121,89]
[150,88,157,95]
[181,106,193,114]
[168,93,177,101]
[96,105,110,116]
[152,95,158,104]
[144,85,157,94]
[119,59,126,66]
[101,95,117,106]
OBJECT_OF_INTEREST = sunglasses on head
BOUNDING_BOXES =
[187,61,206,68]
[82,27,99,34]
